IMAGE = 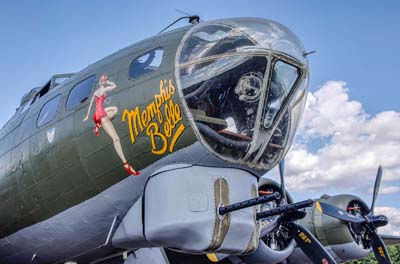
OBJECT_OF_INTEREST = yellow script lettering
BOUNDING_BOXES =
[122,80,185,155]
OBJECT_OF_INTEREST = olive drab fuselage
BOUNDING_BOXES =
[0,26,197,239]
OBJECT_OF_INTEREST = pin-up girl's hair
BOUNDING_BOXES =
[99,74,108,85]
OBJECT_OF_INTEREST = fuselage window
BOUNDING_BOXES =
[129,47,164,80]
[37,95,61,127]
[66,75,96,110]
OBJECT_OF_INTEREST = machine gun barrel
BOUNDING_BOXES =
[219,192,281,216]
[256,199,314,220]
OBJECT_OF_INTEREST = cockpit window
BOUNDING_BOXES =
[20,97,34,114]
[129,48,164,80]
[263,61,299,128]
[37,95,61,127]
[66,75,96,110]
[54,77,69,87]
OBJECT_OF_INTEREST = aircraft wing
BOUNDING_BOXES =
[380,234,400,245]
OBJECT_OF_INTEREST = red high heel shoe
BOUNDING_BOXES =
[124,162,140,176]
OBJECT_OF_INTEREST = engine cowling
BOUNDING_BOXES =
[288,194,371,263]
[239,178,296,264]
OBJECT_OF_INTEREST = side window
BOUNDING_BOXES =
[66,75,96,110]
[129,47,164,80]
[37,95,61,127]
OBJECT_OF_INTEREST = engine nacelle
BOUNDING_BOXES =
[288,194,371,263]
[239,178,296,264]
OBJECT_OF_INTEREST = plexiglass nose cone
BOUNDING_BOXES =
[176,18,309,170]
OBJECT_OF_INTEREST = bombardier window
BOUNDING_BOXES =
[181,55,268,159]
[177,19,309,170]
[179,25,256,65]
[37,95,61,127]
[129,48,163,80]
[66,75,96,110]
[263,61,299,128]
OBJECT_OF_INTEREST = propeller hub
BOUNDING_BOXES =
[368,214,388,228]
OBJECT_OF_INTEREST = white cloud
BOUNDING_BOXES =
[285,81,400,192]
[279,81,400,235]
[375,207,400,236]
[369,186,400,195]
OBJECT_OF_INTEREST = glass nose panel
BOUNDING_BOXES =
[177,18,309,170]
[180,55,268,160]
[263,61,299,128]
[179,24,256,65]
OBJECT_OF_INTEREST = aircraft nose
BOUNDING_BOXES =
[175,18,309,170]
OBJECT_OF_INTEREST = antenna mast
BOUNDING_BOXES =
[158,15,200,34]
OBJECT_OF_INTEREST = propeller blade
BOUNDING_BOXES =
[279,159,287,203]
[287,222,337,264]
[371,231,392,264]
[370,166,383,215]
[316,202,366,224]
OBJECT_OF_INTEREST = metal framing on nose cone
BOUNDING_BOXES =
[174,18,309,170]
[249,51,308,166]
[230,48,305,166]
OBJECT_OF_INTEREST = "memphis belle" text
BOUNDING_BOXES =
[122,80,185,155]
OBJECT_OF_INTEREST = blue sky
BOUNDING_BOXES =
[1,1,399,232]
[1,0,399,120]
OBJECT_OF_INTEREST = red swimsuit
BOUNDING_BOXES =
[93,94,107,125]
[93,94,107,136]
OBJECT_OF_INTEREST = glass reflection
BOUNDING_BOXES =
[263,61,299,128]
[181,55,268,159]
[179,24,256,65]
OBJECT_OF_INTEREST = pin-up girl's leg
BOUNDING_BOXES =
[105,106,118,120]
[94,107,117,137]
[101,117,139,176]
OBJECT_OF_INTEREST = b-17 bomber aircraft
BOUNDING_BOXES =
[0,16,398,264]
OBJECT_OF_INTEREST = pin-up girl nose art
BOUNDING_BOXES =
[83,74,140,176]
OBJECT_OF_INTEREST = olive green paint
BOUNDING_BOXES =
[0,26,198,239]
